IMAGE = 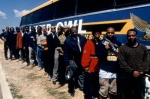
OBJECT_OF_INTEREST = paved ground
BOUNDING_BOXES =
[0,63,13,99]
[0,85,3,99]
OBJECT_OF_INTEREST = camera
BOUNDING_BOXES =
[102,38,118,53]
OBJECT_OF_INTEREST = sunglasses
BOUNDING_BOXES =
[127,35,137,37]
[107,32,114,34]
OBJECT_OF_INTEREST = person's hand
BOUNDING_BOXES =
[66,65,70,70]
[133,71,141,78]
[105,43,110,49]
[109,42,114,47]
[84,67,89,72]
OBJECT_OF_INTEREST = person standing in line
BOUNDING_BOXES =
[36,26,43,70]
[0,27,10,60]
[99,27,121,99]
[56,25,70,87]
[8,27,17,61]
[37,26,48,75]
[27,26,38,67]
[64,26,87,96]
[118,29,149,99]
[47,26,60,81]
[23,26,30,66]
[82,31,102,99]
[16,27,25,62]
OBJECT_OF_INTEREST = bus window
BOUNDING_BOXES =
[41,4,55,21]
[115,0,150,7]
[55,0,76,18]
[20,16,26,26]
[77,0,114,14]
[33,10,41,24]
[26,13,33,25]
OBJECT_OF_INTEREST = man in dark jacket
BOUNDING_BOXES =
[99,27,121,99]
[27,26,37,67]
[0,27,10,60]
[64,26,87,96]
[47,26,60,81]
[118,29,149,99]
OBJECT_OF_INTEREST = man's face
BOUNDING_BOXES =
[71,27,77,36]
[25,27,29,32]
[6,27,9,31]
[94,32,100,39]
[106,28,115,39]
[64,28,69,33]
[10,28,14,32]
[51,26,56,33]
[42,27,47,35]
[127,31,137,44]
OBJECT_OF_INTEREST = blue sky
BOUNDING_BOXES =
[0,0,48,32]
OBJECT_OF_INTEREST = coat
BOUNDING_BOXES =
[16,32,23,48]
[64,34,87,67]
[81,40,99,72]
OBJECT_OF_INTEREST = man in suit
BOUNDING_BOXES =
[47,26,60,82]
[64,26,87,96]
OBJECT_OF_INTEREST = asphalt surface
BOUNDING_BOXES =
[0,85,3,99]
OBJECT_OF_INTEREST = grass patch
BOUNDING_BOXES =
[9,83,23,99]
[46,87,70,99]
[26,73,42,80]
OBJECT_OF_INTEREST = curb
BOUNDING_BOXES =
[0,62,13,99]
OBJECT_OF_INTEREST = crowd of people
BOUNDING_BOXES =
[0,25,149,99]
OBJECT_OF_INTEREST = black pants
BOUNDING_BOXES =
[68,67,84,93]
[16,48,25,61]
[4,42,8,59]
[121,76,145,99]
[8,46,17,59]
[42,51,54,76]
[84,72,99,99]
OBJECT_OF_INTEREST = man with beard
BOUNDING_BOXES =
[99,27,121,99]
[118,29,149,99]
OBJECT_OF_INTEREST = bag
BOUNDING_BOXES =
[69,60,77,72]
[65,69,73,81]
[41,39,48,50]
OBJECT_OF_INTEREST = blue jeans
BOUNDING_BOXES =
[37,47,43,68]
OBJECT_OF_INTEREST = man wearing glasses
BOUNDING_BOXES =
[118,29,149,99]
[99,27,121,99]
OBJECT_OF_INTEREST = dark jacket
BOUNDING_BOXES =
[27,32,37,48]
[64,34,87,67]
[99,36,122,73]
[0,31,10,45]
[47,33,60,53]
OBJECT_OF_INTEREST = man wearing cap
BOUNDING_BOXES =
[82,31,102,99]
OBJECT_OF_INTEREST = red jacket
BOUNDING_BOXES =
[81,40,99,72]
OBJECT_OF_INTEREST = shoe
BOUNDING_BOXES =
[44,72,47,76]
[48,75,51,81]
[5,58,8,60]
[16,59,19,62]
[26,63,30,66]
[22,60,25,64]
[52,81,56,85]
[69,92,75,97]
[38,67,43,71]
[8,59,12,61]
